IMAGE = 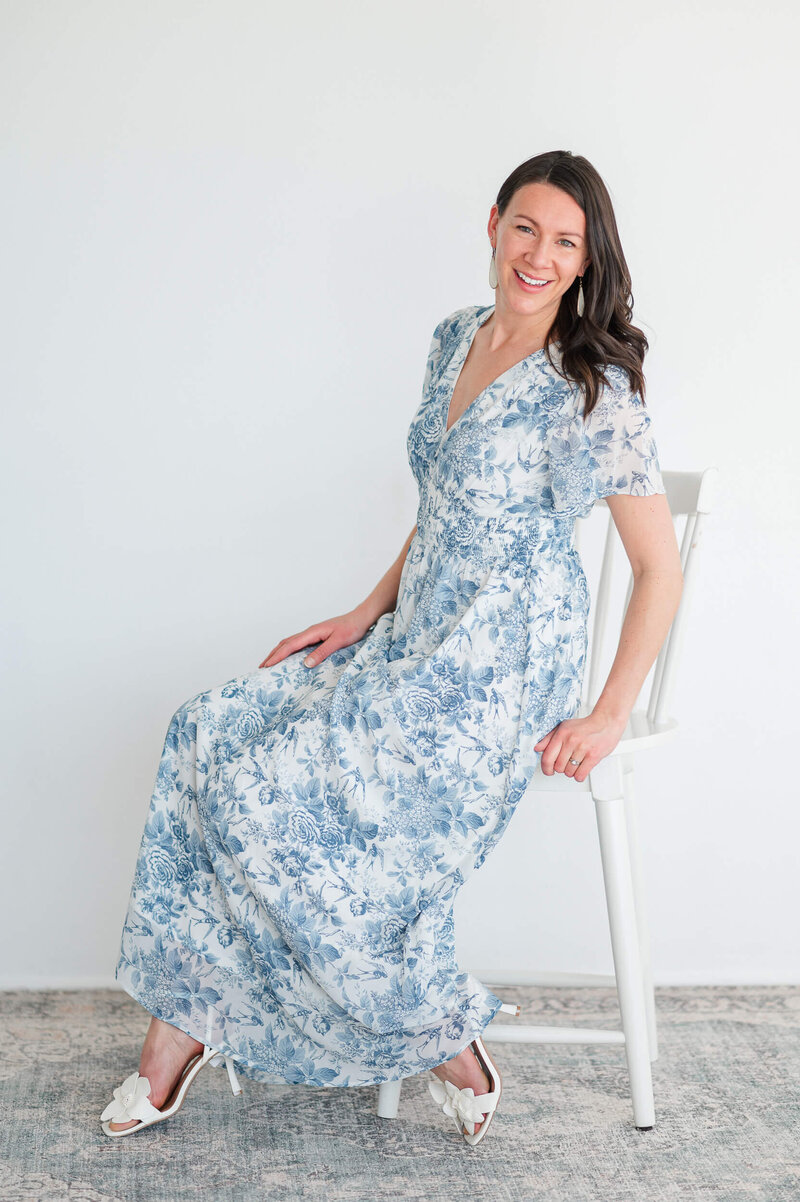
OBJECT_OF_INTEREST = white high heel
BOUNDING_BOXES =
[428,1000,520,1147]
[100,1044,243,1138]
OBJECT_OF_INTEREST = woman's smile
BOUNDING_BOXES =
[513,268,551,292]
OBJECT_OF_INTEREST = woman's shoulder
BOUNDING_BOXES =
[579,361,646,424]
[541,357,645,434]
[600,361,638,396]
[430,303,482,338]
[422,305,482,371]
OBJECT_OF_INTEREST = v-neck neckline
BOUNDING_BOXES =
[441,304,555,445]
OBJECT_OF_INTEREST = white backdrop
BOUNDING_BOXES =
[1,0,797,989]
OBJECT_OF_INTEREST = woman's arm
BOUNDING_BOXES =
[259,525,417,669]
[355,524,417,627]
[535,493,683,781]
[591,493,683,723]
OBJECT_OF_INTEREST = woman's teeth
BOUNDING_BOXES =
[515,269,549,288]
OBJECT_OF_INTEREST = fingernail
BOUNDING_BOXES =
[304,657,314,667]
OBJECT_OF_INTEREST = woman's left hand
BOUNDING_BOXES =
[534,709,628,783]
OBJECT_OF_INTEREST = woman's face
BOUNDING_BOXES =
[488,181,591,322]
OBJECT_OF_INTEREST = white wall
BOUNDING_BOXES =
[1,0,797,989]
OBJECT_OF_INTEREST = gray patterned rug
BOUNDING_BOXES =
[0,986,797,1201]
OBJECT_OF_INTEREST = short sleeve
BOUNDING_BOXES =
[547,367,665,516]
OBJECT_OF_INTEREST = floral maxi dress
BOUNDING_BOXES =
[115,303,666,1088]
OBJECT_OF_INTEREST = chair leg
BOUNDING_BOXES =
[375,1003,517,1118]
[376,1079,403,1118]
[594,780,655,1129]
[622,762,659,1062]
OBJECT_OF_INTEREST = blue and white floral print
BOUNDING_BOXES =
[115,303,665,1089]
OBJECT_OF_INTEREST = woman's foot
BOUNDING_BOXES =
[107,1017,204,1133]
[430,1044,493,1136]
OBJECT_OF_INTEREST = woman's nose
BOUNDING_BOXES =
[525,245,552,270]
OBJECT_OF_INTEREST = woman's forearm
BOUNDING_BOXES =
[355,525,417,626]
[591,568,683,726]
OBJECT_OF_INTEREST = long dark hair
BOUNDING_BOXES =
[494,150,648,418]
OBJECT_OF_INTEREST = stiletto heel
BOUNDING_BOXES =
[100,1043,243,1138]
[498,1001,521,1016]
[209,1051,243,1096]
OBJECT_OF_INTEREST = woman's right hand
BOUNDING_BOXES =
[259,606,377,670]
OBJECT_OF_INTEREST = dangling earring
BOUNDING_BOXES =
[488,247,498,290]
[576,275,585,317]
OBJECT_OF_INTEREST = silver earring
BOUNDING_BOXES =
[576,275,585,316]
[488,247,498,290]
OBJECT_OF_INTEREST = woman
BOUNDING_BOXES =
[101,150,683,1146]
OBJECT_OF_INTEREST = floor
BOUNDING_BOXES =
[0,984,798,1201]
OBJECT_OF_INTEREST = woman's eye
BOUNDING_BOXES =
[516,226,575,248]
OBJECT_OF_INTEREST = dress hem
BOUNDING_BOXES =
[114,956,506,1091]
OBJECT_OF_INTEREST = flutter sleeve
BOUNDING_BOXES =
[547,365,666,516]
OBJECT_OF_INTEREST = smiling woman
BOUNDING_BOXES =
[103,149,683,1150]
[495,192,590,304]
[483,153,649,417]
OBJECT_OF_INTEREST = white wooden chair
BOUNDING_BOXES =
[376,466,720,1130]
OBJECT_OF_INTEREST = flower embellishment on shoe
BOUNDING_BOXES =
[428,1076,498,1132]
[100,1071,162,1127]
[100,1045,244,1138]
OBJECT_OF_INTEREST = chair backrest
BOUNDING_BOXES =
[573,467,720,728]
